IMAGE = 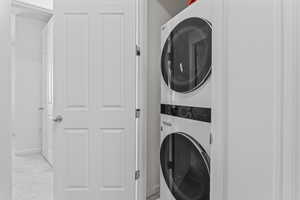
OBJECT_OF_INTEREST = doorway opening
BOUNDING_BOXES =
[9,0,147,199]
[11,1,53,199]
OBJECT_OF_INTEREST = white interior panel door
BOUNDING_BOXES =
[53,0,136,200]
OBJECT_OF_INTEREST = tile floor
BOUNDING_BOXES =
[12,153,53,200]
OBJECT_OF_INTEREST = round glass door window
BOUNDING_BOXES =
[160,133,210,200]
[161,18,212,93]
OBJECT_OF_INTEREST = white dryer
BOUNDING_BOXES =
[161,0,212,108]
[160,1,212,200]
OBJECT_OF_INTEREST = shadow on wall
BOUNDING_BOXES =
[146,0,187,198]
[158,0,187,16]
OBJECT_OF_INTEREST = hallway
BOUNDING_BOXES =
[12,154,53,200]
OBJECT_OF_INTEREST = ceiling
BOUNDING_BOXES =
[15,0,53,10]
[12,0,53,22]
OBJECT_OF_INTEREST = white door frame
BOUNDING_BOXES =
[210,0,228,198]
[282,0,298,197]
[137,0,148,199]
[0,0,12,199]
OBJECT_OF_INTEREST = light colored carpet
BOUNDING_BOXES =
[12,154,53,200]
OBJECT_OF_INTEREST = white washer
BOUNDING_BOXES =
[160,1,212,200]
[160,114,210,200]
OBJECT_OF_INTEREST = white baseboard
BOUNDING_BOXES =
[15,148,41,156]
[147,193,160,200]
[147,185,160,200]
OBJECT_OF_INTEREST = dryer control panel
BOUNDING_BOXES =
[161,104,211,123]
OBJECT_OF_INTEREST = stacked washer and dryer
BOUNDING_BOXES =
[160,1,212,200]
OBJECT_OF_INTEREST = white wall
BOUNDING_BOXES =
[225,2,275,197]
[147,0,186,198]
[13,15,46,154]
[16,0,53,10]
[297,0,300,198]
[211,0,299,199]
[0,0,12,199]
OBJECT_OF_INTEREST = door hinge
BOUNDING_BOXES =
[136,45,141,56]
[135,109,141,118]
[135,170,140,180]
[210,133,213,145]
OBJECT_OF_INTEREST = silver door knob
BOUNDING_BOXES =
[53,115,63,123]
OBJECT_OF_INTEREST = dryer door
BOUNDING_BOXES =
[160,133,210,200]
[161,18,212,93]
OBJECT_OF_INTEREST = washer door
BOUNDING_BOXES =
[161,18,212,93]
[160,133,210,200]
